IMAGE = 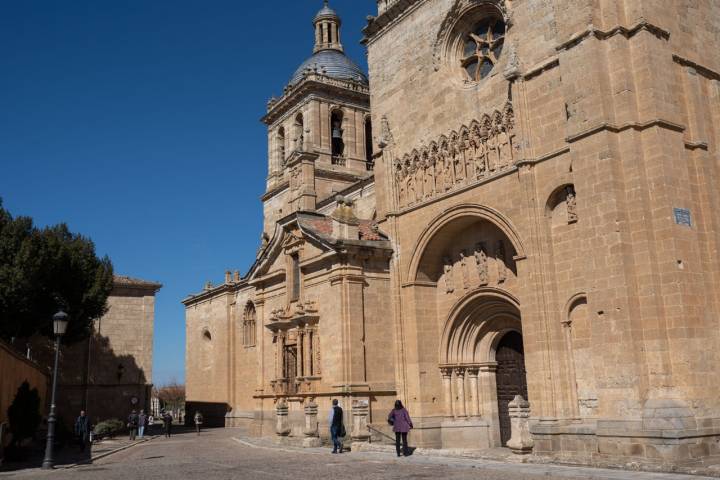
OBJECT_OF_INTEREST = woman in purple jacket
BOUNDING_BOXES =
[388,400,413,457]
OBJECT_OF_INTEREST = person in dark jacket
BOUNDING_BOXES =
[388,400,413,457]
[127,410,139,441]
[162,411,173,438]
[328,399,344,454]
[74,411,90,452]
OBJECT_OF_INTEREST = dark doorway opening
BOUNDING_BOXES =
[495,330,528,446]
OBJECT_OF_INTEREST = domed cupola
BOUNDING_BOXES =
[288,1,369,87]
[313,0,342,53]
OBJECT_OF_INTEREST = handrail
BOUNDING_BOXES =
[367,424,395,443]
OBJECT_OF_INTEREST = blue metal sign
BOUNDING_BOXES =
[674,208,692,227]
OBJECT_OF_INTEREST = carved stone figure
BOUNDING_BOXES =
[459,250,470,289]
[566,186,578,223]
[474,243,489,286]
[496,240,507,284]
[443,256,454,294]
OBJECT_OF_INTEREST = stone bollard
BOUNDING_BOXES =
[507,395,534,454]
[302,399,321,447]
[351,400,371,442]
[275,399,291,436]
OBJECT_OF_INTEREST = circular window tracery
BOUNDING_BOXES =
[460,16,506,82]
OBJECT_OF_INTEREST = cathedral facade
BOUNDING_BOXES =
[185,0,720,468]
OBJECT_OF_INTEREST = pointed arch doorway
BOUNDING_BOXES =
[495,330,528,446]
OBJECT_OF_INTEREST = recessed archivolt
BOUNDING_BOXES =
[407,203,526,283]
[439,287,521,365]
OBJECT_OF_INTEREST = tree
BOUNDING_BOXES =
[7,381,41,446]
[0,199,114,344]
[157,382,186,414]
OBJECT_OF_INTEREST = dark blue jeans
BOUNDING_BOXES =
[330,425,342,452]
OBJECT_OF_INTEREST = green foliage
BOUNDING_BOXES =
[93,418,124,438]
[7,382,41,445]
[0,199,114,343]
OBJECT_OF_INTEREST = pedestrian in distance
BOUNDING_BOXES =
[74,410,90,452]
[138,410,147,439]
[162,411,173,438]
[388,400,413,457]
[194,411,204,435]
[127,410,139,441]
[328,399,345,454]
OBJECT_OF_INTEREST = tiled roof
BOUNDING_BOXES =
[289,50,368,87]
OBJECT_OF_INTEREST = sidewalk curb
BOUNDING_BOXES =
[62,437,153,469]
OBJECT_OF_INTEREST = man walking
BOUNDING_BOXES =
[138,410,147,439]
[194,411,204,435]
[74,410,90,452]
[328,399,345,454]
[127,410,139,441]
[162,411,173,438]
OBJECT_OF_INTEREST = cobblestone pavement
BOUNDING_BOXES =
[2,428,717,480]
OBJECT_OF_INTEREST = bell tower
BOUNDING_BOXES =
[260,1,372,234]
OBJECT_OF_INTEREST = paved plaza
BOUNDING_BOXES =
[2,428,717,480]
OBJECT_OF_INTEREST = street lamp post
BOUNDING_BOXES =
[41,311,69,470]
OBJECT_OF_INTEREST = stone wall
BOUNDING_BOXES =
[0,339,49,426]
[57,276,160,425]
[365,0,720,466]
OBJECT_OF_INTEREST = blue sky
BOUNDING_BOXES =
[0,1,372,385]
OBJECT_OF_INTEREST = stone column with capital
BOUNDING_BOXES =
[507,395,534,454]
[303,327,312,376]
[467,367,480,418]
[302,399,322,447]
[440,367,454,418]
[275,399,291,437]
[297,330,304,379]
[455,367,467,418]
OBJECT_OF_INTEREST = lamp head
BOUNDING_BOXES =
[52,310,69,336]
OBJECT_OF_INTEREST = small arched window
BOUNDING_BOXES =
[331,110,345,164]
[243,302,257,347]
[202,329,212,341]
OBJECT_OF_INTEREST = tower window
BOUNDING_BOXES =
[277,127,286,167]
[331,110,344,164]
[365,117,374,167]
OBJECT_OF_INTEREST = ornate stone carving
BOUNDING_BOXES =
[443,256,455,293]
[566,185,578,223]
[459,250,470,289]
[496,240,507,284]
[474,243,489,286]
[378,115,394,149]
[393,103,516,208]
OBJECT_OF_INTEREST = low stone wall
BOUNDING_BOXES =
[0,339,49,426]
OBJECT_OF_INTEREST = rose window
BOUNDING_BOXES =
[461,17,506,82]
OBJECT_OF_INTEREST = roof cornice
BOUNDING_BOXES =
[263,74,369,126]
